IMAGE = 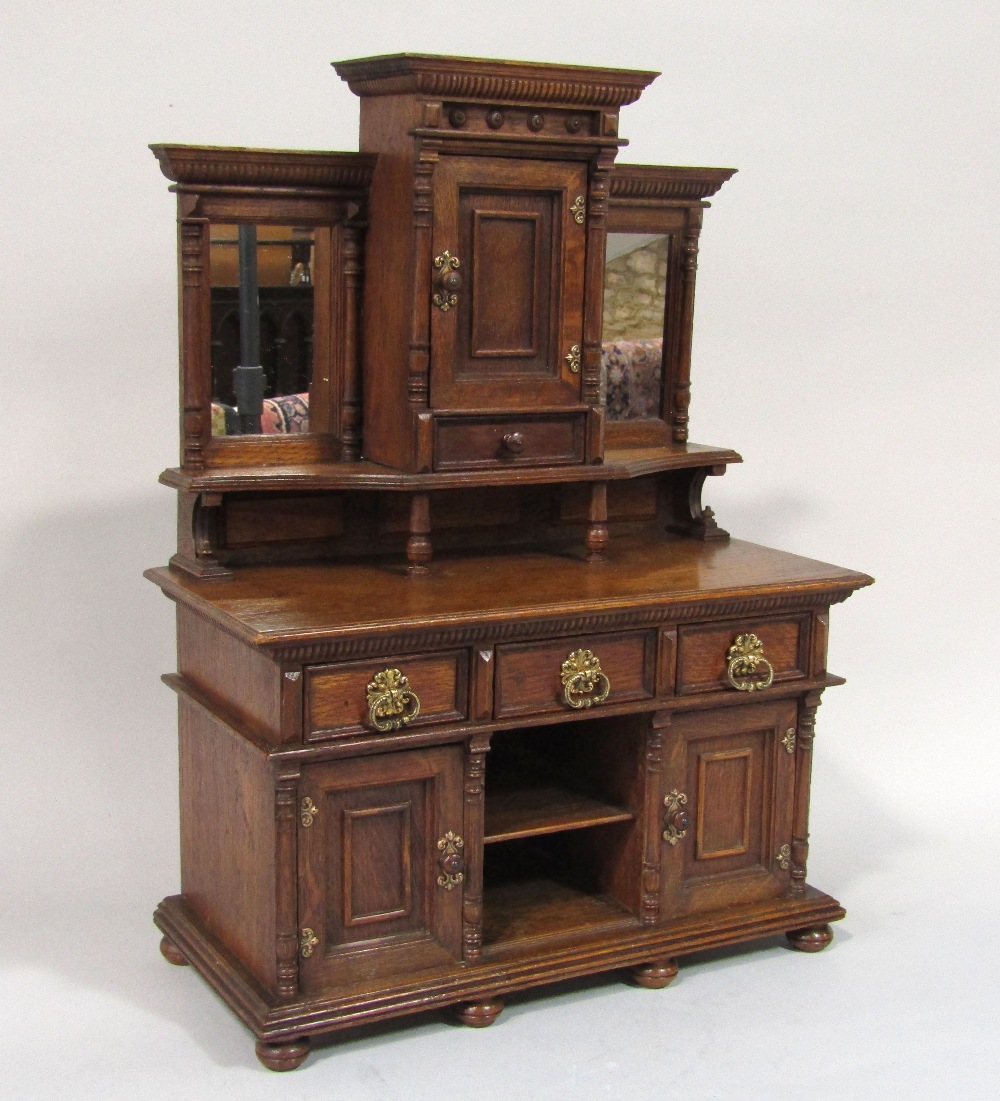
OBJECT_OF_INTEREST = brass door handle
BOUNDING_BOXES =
[726,633,774,692]
[560,648,611,709]
[365,668,421,731]
[432,250,462,312]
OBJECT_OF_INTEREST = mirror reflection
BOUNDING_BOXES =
[601,233,669,421]
[210,224,314,436]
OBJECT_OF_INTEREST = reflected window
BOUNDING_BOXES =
[209,224,315,436]
[601,233,669,421]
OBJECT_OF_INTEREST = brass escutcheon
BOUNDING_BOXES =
[432,250,462,312]
[662,789,689,846]
[570,195,586,224]
[725,633,774,692]
[564,344,581,373]
[436,831,465,891]
[299,928,319,958]
[560,649,611,709]
[299,796,319,828]
[366,668,421,732]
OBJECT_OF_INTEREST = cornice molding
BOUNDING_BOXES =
[150,145,376,191]
[334,54,658,108]
[611,165,737,202]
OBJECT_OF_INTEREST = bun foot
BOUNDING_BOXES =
[631,959,679,989]
[455,997,504,1028]
[159,935,188,966]
[255,1037,311,1072]
[786,924,834,953]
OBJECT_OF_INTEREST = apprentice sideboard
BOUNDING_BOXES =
[146,53,872,1071]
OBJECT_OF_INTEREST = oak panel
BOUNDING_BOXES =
[676,614,810,696]
[494,630,655,719]
[434,412,585,472]
[305,650,469,740]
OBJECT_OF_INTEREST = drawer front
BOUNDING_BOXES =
[305,651,469,741]
[676,615,809,696]
[434,413,585,472]
[495,630,656,719]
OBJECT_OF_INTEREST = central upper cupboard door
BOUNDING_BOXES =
[431,157,587,410]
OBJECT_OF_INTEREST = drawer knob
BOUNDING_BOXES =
[365,668,422,732]
[501,431,525,454]
[725,633,775,693]
[560,648,611,709]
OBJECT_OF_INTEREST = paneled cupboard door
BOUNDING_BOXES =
[297,747,465,992]
[660,700,798,918]
[431,156,587,410]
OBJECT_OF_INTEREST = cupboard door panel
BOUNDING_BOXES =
[298,747,464,991]
[660,700,796,918]
[432,156,586,410]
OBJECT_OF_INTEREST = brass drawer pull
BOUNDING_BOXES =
[725,633,774,692]
[365,668,421,731]
[560,648,611,709]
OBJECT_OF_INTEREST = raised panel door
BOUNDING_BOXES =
[431,156,587,409]
[660,700,797,918]
[297,746,464,991]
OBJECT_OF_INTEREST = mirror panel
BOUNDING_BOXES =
[209,224,315,436]
[602,232,669,421]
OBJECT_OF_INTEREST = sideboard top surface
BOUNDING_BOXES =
[146,535,872,648]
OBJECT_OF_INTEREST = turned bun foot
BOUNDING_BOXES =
[455,997,505,1028]
[631,959,679,989]
[159,935,188,966]
[255,1037,311,1072]
[786,924,834,953]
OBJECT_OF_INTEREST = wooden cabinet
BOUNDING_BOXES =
[430,156,587,411]
[297,747,465,990]
[148,52,871,1072]
[659,700,798,918]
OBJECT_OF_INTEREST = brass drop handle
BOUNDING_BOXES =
[432,250,462,312]
[560,648,611,709]
[436,831,465,891]
[501,431,525,454]
[726,633,774,693]
[365,668,421,732]
[662,789,689,846]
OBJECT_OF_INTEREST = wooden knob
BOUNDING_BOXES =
[440,268,462,293]
[502,431,525,454]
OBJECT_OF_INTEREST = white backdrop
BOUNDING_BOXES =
[2,2,997,1097]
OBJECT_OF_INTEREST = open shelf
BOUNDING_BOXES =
[484,785,634,843]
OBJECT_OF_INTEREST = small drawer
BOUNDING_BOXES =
[305,651,469,741]
[495,631,656,719]
[676,615,809,696]
[434,412,585,472]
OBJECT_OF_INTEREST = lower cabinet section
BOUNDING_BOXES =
[297,747,465,990]
[660,699,798,917]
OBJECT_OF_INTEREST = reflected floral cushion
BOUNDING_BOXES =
[210,392,310,435]
[601,339,663,420]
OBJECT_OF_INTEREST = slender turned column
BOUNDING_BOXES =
[586,482,609,561]
[406,492,432,574]
[671,206,702,443]
[339,219,365,460]
[789,691,822,897]
[462,735,490,962]
[274,765,301,1001]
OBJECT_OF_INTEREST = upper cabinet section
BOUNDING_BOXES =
[334,53,659,473]
[151,144,375,470]
[154,56,736,478]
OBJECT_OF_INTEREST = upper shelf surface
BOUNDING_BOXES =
[146,533,873,648]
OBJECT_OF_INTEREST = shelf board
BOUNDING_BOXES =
[484,786,634,844]
[481,876,636,954]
